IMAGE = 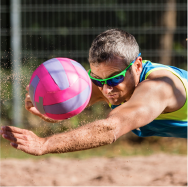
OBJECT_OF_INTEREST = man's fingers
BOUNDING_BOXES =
[25,94,34,108]
[25,89,33,107]
[26,102,33,108]
[1,131,28,142]
[1,126,26,134]
[10,142,18,148]
[1,127,30,147]
[25,94,31,101]
[25,95,32,103]
[10,143,29,153]
[3,134,27,145]
[25,92,29,97]
[26,85,29,91]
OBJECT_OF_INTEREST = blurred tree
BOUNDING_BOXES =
[159,0,177,65]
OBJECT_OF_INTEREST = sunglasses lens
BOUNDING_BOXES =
[91,79,103,87]
[107,75,124,86]
[91,75,124,87]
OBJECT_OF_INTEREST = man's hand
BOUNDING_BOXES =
[0,126,46,156]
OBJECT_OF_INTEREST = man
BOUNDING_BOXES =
[1,29,187,156]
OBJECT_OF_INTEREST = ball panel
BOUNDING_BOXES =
[69,60,92,88]
[29,75,40,105]
[30,70,38,85]
[35,64,61,92]
[35,96,45,114]
[45,95,91,120]
[43,58,70,90]
[34,79,47,104]
[70,60,86,72]
[71,64,92,87]
[56,58,79,87]
[30,57,92,120]
[43,84,91,114]
[43,77,89,105]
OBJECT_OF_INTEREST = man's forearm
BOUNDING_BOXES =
[43,119,116,154]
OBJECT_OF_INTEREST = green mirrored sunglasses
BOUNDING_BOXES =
[88,53,141,87]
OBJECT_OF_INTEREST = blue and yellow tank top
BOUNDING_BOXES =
[109,60,187,138]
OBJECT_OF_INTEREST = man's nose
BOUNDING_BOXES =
[102,84,113,94]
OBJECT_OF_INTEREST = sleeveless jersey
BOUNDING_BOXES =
[109,60,187,138]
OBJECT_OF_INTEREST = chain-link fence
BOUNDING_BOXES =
[1,0,187,69]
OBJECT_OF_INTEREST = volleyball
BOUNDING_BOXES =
[29,58,92,120]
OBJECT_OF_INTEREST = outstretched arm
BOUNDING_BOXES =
[0,116,120,156]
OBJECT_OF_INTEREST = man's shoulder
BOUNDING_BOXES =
[138,67,187,113]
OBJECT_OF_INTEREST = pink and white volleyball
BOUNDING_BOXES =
[29,58,92,120]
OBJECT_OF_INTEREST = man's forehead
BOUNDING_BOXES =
[90,57,127,70]
[90,59,127,79]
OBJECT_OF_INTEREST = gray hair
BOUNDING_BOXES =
[88,29,140,66]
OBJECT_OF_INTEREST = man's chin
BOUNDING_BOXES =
[108,98,123,106]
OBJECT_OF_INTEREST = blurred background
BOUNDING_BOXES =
[0,0,187,159]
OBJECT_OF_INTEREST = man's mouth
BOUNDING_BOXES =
[106,94,117,98]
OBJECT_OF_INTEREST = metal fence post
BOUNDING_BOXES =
[10,0,22,127]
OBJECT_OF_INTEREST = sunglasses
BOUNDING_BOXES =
[88,53,141,87]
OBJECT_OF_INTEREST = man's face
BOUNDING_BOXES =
[90,56,142,105]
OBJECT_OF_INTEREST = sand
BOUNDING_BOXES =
[0,153,187,186]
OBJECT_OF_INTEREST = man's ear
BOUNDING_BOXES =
[134,57,142,75]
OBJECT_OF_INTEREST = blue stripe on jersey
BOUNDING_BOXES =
[132,120,187,138]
